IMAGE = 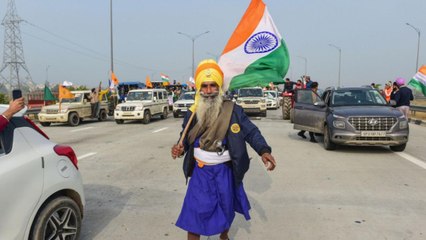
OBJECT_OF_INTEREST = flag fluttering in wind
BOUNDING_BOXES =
[146,75,153,88]
[161,73,170,86]
[58,85,74,100]
[218,0,290,91]
[111,71,119,86]
[408,65,426,96]
[43,85,57,101]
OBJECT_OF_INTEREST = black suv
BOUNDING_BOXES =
[292,87,409,151]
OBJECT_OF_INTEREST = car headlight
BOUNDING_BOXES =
[236,100,242,104]
[115,106,120,111]
[174,104,179,108]
[40,108,46,113]
[135,106,143,111]
[333,120,345,129]
[59,108,68,113]
[261,99,266,103]
[399,116,408,129]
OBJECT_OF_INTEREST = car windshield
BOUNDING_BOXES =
[61,93,83,103]
[127,91,152,101]
[238,88,263,97]
[265,91,277,98]
[179,93,195,100]
[330,89,387,106]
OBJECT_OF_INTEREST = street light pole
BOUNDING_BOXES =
[406,23,421,72]
[45,65,50,84]
[177,31,210,77]
[296,56,307,80]
[329,44,342,88]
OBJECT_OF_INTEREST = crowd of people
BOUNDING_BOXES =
[372,77,414,118]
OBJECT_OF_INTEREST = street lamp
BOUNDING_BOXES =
[296,56,307,80]
[329,44,342,88]
[177,31,210,77]
[406,23,421,72]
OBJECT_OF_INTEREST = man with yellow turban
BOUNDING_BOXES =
[171,59,276,240]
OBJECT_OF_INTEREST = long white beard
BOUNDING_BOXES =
[196,94,223,127]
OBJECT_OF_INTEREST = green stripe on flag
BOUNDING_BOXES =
[409,79,426,96]
[229,40,290,91]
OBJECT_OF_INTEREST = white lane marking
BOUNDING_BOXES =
[395,152,426,170]
[78,152,97,160]
[152,127,168,133]
[70,127,94,133]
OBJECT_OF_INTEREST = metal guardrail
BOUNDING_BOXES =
[410,105,426,114]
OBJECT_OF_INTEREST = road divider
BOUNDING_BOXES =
[70,127,94,133]
[78,152,97,160]
[395,152,426,170]
[152,127,168,133]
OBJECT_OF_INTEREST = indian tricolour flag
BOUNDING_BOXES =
[160,73,170,82]
[218,0,290,91]
[408,65,426,96]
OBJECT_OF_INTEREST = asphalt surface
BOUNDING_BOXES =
[40,109,426,240]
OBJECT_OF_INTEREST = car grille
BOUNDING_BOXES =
[177,104,191,107]
[243,100,259,104]
[46,109,58,114]
[349,117,397,131]
[121,106,135,111]
[355,137,393,141]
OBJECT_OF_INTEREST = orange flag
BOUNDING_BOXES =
[111,71,119,85]
[59,85,75,99]
[146,75,153,88]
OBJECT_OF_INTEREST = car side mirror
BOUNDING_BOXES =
[153,96,157,101]
[389,100,396,106]
[83,99,87,104]
[314,101,326,107]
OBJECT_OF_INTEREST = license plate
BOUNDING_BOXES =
[361,131,386,137]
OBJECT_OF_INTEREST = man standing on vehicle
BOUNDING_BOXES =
[89,84,100,118]
[171,59,276,240]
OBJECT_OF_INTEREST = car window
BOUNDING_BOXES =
[238,88,263,97]
[331,89,387,106]
[62,94,83,103]
[179,93,195,100]
[296,90,321,104]
[127,91,152,101]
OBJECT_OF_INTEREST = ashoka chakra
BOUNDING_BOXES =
[244,31,278,54]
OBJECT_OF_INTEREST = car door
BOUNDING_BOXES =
[293,89,326,133]
[83,93,92,117]
[0,121,43,239]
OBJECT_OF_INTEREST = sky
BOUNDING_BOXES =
[0,0,425,89]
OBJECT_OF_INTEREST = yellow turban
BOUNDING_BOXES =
[189,59,224,112]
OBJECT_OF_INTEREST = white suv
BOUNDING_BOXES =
[0,105,85,239]
[114,88,169,124]
[173,91,195,118]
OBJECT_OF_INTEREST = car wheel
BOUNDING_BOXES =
[98,109,108,121]
[142,110,151,124]
[173,112,179,118]
[323,126,337,150]
[30,196,82,240]
[390,143,406,152]
[68,112,80,126]
[161,108,168,119]
[40,122,51,127]
[115,119,124,124]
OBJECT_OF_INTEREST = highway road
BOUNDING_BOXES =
[40,109,426,240]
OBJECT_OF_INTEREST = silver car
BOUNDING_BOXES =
[293,87,409,151]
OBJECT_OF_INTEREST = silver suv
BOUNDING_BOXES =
[293,87,409,151]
